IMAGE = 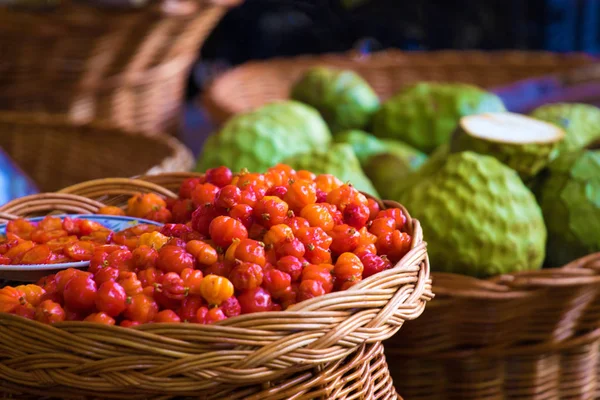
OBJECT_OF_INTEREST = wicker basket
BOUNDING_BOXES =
[384,253,600,399]
[0,175,431,399]
[202,50,595,125]
[0,112,195,194]
[0,0,241,136]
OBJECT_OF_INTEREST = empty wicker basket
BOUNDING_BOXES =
[0,112,194,194]
[202,49,594,125]
[0,0,241,135]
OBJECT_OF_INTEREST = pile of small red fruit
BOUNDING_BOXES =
[0,216,158,265]
[0,164,412,327]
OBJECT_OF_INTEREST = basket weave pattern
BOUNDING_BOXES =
[0,112,194,193]
[203,50,594,124]
[0,177,431,399]
[0,0,237,135]
[386,253,600,399]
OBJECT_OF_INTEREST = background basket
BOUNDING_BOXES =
[0,112,194,194]
[384,253,600,400]
[0,176,431,399]
[0,0,241,136]
[202,50,595,125]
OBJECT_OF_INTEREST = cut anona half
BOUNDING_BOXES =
[451,112,566,179]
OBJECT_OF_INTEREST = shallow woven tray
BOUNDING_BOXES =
[0,175,431,399]
[385,253,600,399]
[202,50,594,125]
[0,0,241,135]
[0,112,194,193]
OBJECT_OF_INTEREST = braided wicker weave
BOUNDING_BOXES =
[202,50,594,125]
[0,175,431,399]
[0,112,194,194]
[385,253,600,400]
[0,0,240,135]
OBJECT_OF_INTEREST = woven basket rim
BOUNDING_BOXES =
[0,111,192,155]
[424,252,600,302]
[0,110,155,132]
[201,49,597,125]
[0,111,196,188]
[208,49,597,71]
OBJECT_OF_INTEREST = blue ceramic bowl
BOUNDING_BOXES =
[0,214,163,282]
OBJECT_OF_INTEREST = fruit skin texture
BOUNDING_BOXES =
[237,287,273,314]
[384,143,451,201]
[364,153,415,200]
[334,129,427,171]
[372,82,506,154]
[0,286,24,313]
[530,103,600,156]
[333,130,387,166]
[290,67,380,133]
[196,101,332,173]
[450,113,565,179]
[156,245,195,274]
[199,275,234,306]
[282,143,379,197]
[398,151,546,277]
[534,148,600,267]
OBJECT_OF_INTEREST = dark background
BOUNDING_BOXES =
[179,0,600,155]
[188,0,600,98]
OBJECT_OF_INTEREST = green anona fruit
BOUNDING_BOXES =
[364,153,414,200]
[450,112,565,179]
[397,151,546,278]
[385,143,450,199]
[333,130,387,165]
[333,129,427,170]
[534,146,600,267]
[530,103,600,155]
[372,82,506,154]
[380,139,428,171]
[196,101,331,173]
[282,143,379,197]
[290,67,380,133]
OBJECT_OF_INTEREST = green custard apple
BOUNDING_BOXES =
[196,101,331,173]
[535,146,600,267]
[450,112,565,179]
[334,129,427,170]
[282,143,379,197]
[333,130,387,165]
[385,143,451,199]
[372,82,506,154]
[397,151,547,277]
[290,67,380,133]
[363,153,414,200]
[380,139,428,170]
[530,103,600,155]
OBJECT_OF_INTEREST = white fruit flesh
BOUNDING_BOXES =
[461,112,565,144]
